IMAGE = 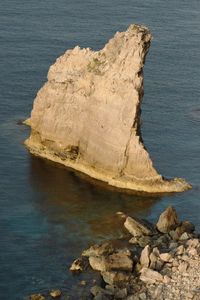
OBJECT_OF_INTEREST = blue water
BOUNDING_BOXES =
[0,1,200,299]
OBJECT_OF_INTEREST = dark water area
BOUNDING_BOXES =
[0,0,200,299]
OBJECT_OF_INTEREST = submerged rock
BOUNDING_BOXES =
[25,24,190,193]
[29,294,45,300]
[50,290,61,298]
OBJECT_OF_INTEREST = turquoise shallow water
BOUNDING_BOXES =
[0,1,200,299]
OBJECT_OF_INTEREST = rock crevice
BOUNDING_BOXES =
[25,24,190,193]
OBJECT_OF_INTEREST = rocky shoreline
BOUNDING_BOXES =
[29,207,200,300]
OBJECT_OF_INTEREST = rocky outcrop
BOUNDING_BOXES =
[25,24,190,193]
[69,206,200,300]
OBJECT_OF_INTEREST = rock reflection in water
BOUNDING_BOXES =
[29,155,161,241]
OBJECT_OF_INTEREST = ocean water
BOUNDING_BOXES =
[0,0,200,299]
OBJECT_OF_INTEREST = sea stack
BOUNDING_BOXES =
[25,24,190,193]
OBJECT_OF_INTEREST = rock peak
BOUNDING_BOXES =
[25,24,190,193]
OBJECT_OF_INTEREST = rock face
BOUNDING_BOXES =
[25,24,190,193]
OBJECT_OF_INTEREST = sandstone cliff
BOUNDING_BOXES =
[25,24,190,193]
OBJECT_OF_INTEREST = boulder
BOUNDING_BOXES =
[140,268,163,284]
[89,250,133,272]
[89,256,107,272]
[159,253,171,262]
[101,271,130,286]
[70,256,89,272]
[124,216,152,237]
[156,207,179,233]
[175,221,195,237]
[106,251,133,272]
[140,245,151,268]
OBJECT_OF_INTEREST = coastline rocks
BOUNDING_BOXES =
[25,24,190,193]
[156,206,179,233]
[29,206,200,299]
[68,206,200,299]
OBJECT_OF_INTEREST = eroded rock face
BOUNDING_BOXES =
[25,24,190,193]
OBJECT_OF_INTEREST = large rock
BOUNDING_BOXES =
[70,257,89,272]
[156,206,179,233]
[101,271,130,286]
[106,251,133,272]
[124,216,152,237]
[89,256,107,272]
[88,250,133,272]
[175,221,195,238]
[25,24,190,193]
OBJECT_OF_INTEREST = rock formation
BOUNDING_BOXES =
[68,207,200,300]
[25,24,190,193]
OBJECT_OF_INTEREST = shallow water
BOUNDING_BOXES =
[0,0,200,299]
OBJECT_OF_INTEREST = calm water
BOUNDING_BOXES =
[0,1,200,299]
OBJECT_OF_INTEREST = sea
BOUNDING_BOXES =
[0,0,200,299]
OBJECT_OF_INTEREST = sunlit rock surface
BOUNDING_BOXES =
[25,24,190,193]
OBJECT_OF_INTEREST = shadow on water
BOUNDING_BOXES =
[29,154,162,240]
